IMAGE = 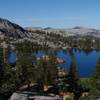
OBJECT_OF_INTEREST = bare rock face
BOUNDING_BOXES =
[10,92,62,100]
[0,18,29,38]
[10,92,28,100]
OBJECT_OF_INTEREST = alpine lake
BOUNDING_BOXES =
[8,48,100,77]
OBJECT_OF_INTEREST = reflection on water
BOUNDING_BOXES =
[7,49,100,77]
[34,49,100,77]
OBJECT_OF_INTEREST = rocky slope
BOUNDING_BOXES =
[25,26,100,48]
[26,26,100,37]
[1,18,100,48]
[64,26,100,37]
[0,18,31,38]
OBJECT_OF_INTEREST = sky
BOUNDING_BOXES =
[0,0,100,28]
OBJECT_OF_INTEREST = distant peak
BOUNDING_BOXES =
[72,26,84,29]
[44,27,52,30]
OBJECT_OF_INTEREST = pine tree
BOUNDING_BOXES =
[16,54,35,86]
[96,58,100,90]
[35,55,58,90]
[68,60,79,91]
[0,64,20,97]
[68,49,79,85]
[68,49,82,100]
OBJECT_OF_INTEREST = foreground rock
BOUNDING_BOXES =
[10,92,28,100]
[10,92,62,100]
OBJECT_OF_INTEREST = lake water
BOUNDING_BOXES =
[8,51,17,64]
[34,49,100,77]
[8,49,100,77]
[57,49,100,77]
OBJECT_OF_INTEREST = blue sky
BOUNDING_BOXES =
[0,0,100,28]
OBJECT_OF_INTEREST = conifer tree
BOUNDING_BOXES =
[96,58,100,90]
[68,60,79,92]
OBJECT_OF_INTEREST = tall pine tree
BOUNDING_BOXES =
[68,49,82,100]
[96,58,100,90]
[68,49,79,87]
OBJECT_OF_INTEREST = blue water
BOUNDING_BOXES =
[8,49,100,77]
[57,50,100,77]
[34,49,100,77]
[8,51,17,64]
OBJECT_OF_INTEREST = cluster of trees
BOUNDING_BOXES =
[28,29,67,48]
[29,29,100,49]
[0,46,58,98]
[57,49,100,100]
[26,29,100,50]
[0,39,100,100]
[63,36,100,50]
[79,57,100,100]
[15,41,50,56]
[96,58,100,89]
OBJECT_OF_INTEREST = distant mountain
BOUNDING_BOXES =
[16,26,100,48]
[65,26,98,35]
[32,26,100,37]
[1,17,100,48]
[72,26,84,29]
[44,27,53,30]
[25,27,43,30]
[25,27,53,30]
[0,18,30,38]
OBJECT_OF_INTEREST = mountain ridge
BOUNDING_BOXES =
[0,17,100,39]
[0,18,31,38]
[26,26,100,37]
